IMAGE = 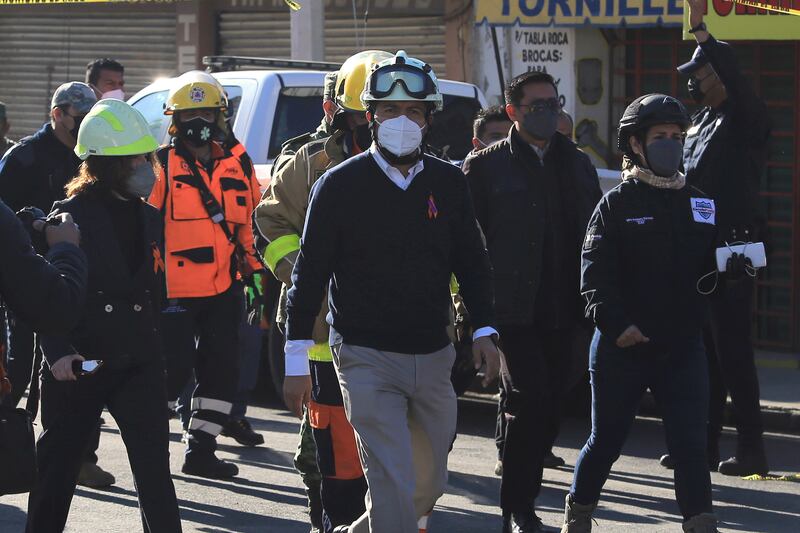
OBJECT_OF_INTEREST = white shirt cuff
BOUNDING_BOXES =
[472,326,498,341]
[284,339,313,376]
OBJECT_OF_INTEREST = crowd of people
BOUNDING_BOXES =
[0,1,771,532]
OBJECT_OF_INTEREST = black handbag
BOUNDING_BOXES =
[0,404,37,494]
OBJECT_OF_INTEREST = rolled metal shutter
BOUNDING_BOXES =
[324,12,446,77]
[217,11,291,59]
[0,11,176,140]
[216,10,445,76]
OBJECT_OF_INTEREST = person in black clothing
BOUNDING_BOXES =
[0,81,115,488]
[0,200,87,398]
[463,71,601,533]
[25,100,181,533]
[561,94,719,533]
[658,0,771,478]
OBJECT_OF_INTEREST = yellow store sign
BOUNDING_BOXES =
[682,0,800,40]
[475,0,684,27]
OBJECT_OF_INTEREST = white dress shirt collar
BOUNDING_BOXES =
[369,144,425,191]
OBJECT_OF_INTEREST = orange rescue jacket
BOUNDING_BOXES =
[149,141,262,299]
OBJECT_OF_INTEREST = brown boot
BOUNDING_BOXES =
[560,493,596,533]
[682,513,719,533]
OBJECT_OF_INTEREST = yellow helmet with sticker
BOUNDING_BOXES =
[164,70,228,115]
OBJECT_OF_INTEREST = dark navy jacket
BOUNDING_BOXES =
[40,189,166,368]
[581,179,717,355]
[464,128,602,326]
[683,36,771,245]
[0,123,81,213]
[0,199,88,361]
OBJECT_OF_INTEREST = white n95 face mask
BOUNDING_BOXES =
[376,115,424,157]
[101,89,126,101]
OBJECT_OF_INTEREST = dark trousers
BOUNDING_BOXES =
[706,277,763,449]
[497,326,572,512]
[571,330,712,520]
[1,316,35,409]
[309,360,368,531]
[1,318,101,465]
[161,283,242,455]
[26,360,181,533]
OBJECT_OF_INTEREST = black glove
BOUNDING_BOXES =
[15,206,49,254]
[726,252,752,283]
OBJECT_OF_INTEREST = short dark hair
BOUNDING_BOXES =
[504,71,558,107]
[85,58,124,86]
[473,105,510,139]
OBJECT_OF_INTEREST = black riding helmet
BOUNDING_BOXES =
[617,93,691,157]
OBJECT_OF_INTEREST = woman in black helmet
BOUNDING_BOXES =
[560,94,719,533]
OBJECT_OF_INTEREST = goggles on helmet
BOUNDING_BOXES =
[368,63,437,100]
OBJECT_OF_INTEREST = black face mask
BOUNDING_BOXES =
[687,77,705,104]
[643,138,684,177]
[353,123,372,151]
[178,117,218,147]
[522,108,559,141]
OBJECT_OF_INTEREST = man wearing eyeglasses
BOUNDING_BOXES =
[463,71,601,533]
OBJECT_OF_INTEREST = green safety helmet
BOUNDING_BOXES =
[361,50,443,112]
[75,99,159,160]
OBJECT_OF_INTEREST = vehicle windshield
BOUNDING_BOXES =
[269,87,325,159]
[427,95,483,162]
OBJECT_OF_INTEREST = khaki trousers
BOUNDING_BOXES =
[332,343,458,533]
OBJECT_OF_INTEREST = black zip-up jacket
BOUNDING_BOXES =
[40,189,166,368]
[0,199,88,360]
[0,123,81,213]
[463,128,602,326]
[581,178,717,355]
[683,35,771,245]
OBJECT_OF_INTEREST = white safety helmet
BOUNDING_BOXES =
[361,50,443,112]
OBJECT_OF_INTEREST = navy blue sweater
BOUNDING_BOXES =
[286,152,495,354]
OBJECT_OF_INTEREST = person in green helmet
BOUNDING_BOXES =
[26,99,182,533]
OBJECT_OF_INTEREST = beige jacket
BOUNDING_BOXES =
[254,131,348,344]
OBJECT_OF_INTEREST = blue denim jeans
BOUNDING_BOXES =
[570,329,713,520]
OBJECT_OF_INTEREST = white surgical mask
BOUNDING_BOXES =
[101,89,126,101]
[376,115,424,157]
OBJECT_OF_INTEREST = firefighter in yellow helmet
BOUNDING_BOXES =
[254,50,392,532]
[149,70,264,479]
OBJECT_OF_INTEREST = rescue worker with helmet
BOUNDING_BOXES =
[25,99,182,532]
[284,50,500,533]
[149,71,264,479]
[255,50,390,533]
[561,94,718,533]
[250,69,340,533]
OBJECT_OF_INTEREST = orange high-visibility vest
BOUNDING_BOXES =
[149,143,262,299]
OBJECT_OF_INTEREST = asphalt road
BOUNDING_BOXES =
[1,396,798,533]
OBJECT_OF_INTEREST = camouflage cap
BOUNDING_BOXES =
[51,82,97,114]
[0,101,6,121]
[323,71,338,102]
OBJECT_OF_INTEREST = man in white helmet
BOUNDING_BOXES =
[283,51,501,533]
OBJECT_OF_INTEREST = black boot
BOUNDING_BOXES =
[718,439,769,477]
[182,430,239,479]
[221,417,265,447]
[503,510,544,533]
